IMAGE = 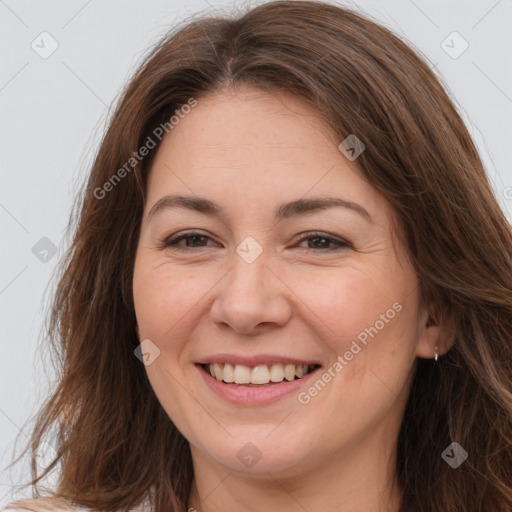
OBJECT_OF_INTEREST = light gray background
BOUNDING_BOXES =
[1,0,511,505]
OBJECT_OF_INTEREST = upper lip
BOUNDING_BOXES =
[196,354,321,367]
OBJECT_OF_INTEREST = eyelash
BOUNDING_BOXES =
[159,231,352,252]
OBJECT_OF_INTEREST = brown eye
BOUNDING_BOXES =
[296,232,352,251]
[159,231,352,252]
[162,232,217,250]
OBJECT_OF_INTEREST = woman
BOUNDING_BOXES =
[4,1,512,511]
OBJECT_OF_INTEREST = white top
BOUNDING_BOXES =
[1,497,151,512]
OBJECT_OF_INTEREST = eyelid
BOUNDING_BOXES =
[159,230,353,251]
[158,230,218,250]
[295,231,352,250]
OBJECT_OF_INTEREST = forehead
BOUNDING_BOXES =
[144,87,391,229]
[160,88,336,163]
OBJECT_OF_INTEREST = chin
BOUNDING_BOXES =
[193,431,318,477]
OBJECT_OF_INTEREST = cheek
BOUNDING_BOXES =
[133,264,206,342]
[293,263,419,379]
[132,266,202,434]
[291,266,397,344]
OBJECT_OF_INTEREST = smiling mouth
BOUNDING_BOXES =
[200,362,321,387]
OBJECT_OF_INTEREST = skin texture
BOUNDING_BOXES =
[132,86,451,512]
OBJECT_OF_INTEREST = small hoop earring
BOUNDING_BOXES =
[434,345,438,362]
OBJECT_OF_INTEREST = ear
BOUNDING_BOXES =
[415,303,455,359]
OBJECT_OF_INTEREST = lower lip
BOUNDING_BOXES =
[196,364,321,406]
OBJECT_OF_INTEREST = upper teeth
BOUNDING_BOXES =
[207,363,311,385]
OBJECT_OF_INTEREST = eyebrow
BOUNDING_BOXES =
[147,194,373,224]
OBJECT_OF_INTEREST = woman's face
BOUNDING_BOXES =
[132,86,437,479]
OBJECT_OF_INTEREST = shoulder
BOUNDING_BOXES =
[1,497,93,512]
[1,496,151,512]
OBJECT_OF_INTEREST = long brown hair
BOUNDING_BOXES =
[5,1,512,511]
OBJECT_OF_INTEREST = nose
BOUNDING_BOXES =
[209,249,293,335]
